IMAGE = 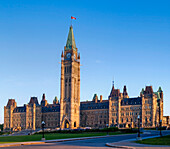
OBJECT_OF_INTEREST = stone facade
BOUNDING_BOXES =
[4,26,169,131]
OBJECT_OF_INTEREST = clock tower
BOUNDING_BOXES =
[60,26,80,129]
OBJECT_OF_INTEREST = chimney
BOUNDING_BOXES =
[100,95,103,102]
[95,96,98,103]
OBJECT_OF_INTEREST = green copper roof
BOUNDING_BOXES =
[140,88,144,94]
[65,26,77,51]
[54,96,58,102]
[158,86,162,92]
[154,92,161,99]
[93,94,98,100]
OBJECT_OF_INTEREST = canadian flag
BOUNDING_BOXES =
[71,16,76,20]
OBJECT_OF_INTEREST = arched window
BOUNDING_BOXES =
[74,121,76,127]
[126,118,128,122]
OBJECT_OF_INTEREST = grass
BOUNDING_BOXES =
[136,135,170,145]
[0,131,130,144]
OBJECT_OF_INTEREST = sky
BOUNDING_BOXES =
[0,0,170,124]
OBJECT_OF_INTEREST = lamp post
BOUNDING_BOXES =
[160,119,162,137]
[106,124,109,135]
[137,115,141,140]
[41,121,45,141]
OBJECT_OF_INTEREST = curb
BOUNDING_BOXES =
[0,142,45,148]
[106,143,134,149]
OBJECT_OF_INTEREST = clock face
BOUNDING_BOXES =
[66,53,71,59]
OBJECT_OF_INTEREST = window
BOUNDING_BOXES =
[64,67,66,73]
[149,117,152,122]
[74,122,76,127]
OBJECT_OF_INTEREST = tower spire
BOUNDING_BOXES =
[65,26,77,51]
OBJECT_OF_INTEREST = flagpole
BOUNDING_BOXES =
[71,17,72,27]
[70,16,76,27]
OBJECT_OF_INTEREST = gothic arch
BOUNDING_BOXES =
[61,116,70,129]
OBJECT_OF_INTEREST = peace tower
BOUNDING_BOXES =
[60,26,80,129]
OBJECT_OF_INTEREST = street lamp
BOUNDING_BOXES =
[41,121,45,141]
[160,119,162,137]
[137,115,141,140]
[106,124,109,135]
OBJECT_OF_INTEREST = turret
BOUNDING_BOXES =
[93,94,98,103]
[123,85,129,98]
[41,93,47,106]
[158,87,163,100]
[140,88,145,96]
[53,96,59,104]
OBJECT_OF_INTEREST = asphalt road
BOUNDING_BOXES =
[4,131,170,149]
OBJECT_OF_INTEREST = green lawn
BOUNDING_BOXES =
[136,135,170,145]
[0,132,127,144]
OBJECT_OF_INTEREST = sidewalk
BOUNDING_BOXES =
[106,135,170,149]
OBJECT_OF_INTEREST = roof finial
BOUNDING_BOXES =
[61,50,64,57]
[112,77,114,87]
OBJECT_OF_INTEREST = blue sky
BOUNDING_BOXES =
[0,0,170,123]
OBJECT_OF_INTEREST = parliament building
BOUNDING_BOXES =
[4,26,170,131]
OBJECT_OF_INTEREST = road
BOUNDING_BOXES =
[4,130,170,149]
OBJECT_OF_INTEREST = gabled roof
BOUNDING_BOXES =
[65,26,77,51]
